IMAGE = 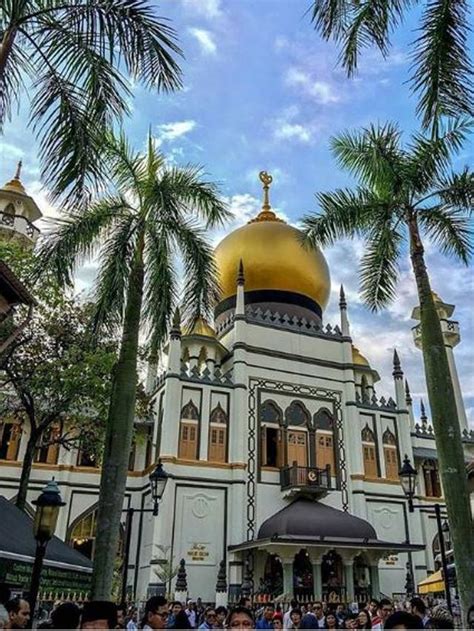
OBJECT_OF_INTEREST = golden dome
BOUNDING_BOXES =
[184,316,216,338]
[352,346,370,366]
[2,161,26,195]
[214,171,330,312]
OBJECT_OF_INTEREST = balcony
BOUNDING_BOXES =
[280,464,333,497]
[0,211,40,244]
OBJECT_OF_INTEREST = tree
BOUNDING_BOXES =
[309,0,473,135]
[36,134,230,599]
[302,120,474,616]
[0,249,118,509]
[0,0,182,206]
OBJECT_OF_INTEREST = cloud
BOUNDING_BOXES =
[285,67,341,104]
[270,106,321,144]
[154,120,196,146]
[188,28,217,55]
[180,0,222,19]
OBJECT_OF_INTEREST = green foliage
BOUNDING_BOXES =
[36,132,230,349]
[0,1,182,207]
[309,0,474,133]
[303,120,473,310]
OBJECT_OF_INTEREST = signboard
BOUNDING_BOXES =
[0,558,91,593]
[186,543,210,562]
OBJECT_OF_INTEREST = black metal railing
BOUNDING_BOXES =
[0,211,39,239]
[280,463,333,492]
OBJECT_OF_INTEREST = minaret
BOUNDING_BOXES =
[235,259,245,318]
[405,380,415,430]
[411,291,468,432]
[420,399,428,428]
[167,307,182,374]
[392,349,405,409]
[339,285,350,337]
[0,162,42,246]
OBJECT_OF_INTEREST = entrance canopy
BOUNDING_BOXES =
[229,499,424,554]
[418,570,444,594]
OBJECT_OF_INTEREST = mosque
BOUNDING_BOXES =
[0,167,473,604]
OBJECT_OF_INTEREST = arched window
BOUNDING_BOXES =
[178,400,199,460]
[68,506,123,560]
[0,422,21,461]
[4,203,15,216]
[208,403,227,463]
[35,425,61,465]
[260,400,282,468]
[285,401,310,427]
[423,459,441,497]
[361,424,378,477]
[382,428,398,479]
[314,409,336,475]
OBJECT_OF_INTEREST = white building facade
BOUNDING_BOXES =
[1,171,473,604]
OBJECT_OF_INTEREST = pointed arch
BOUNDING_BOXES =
[210,402,228,424]
[181,399,199,420]
[382,428,399,479]
[67,504,124,560]
[260,399,282,425]
[361,424,378,477]
[4,203,15,215]
[314,408,336,475]
[285,400,311,427]
[382,428,396,445]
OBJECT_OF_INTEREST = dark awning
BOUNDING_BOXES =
[413,447,438,460]
[0,496,91,572]
[229,499,424,554]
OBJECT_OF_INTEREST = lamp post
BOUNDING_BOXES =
[29,479,65,618]
[121,460,169,604]
[399,455,452,613]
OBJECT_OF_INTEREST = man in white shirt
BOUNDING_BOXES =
[283,601,298,630]
[185,600,197,628]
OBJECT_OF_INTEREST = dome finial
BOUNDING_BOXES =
[259,170,273,212]
[14,160,22,181]
[249,171,284,223]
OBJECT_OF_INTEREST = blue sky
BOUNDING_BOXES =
[1,0,473,427]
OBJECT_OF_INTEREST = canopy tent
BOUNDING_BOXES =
[0,496,91,599]
[418,569,444,594]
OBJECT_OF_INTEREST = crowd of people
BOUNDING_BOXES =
[0,592,473,630]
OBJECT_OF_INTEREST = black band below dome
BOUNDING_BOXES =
[214,289,323,319]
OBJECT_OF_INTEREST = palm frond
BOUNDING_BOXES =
[92,213,138,333]
[407,118,472,192]
[171,217,221,326]
[104,131,149,199]
[51,0,183,91]
[157,166,230,228]
[142,223,178,351]
[359,214,403,311]
[302,187,388,247]
[34,196,130,287]
[331,123,405,192]
[309,0,351,41]
[410,0,474,133]
[418,204,473,264]
[432,167,474,211]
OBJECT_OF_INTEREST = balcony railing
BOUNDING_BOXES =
[280,463,333,495]
[0,211,40,242]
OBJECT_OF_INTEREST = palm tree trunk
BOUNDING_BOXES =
[408,216,474,621]
[15,431,37,511]
[91,242,145,600]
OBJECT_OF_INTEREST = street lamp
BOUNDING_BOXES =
[442,520,451,548]
[121,460,169,603]
[399,454,417,512]
[29,479,65,617]
[399,455,452,613]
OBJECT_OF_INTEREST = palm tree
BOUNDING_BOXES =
[35,133,230,599]
[309,0,473,135]
[0,1,182,206]
[302,120,474,616]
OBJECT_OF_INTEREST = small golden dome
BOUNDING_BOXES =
[214,171,331,311]
[2,161,26,195]
[184,316,216,338]
[352,346,370,366]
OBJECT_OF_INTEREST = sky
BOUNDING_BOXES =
[0,0,473,428]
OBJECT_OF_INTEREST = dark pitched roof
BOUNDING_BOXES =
[0,261,36,306]
[258,498,377,540]
[0,496,91,571]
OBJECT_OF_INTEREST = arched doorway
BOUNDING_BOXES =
[353,554,371,603]
[293,549,314,599]
[68,506,124,560]
[322,550,343,601]
[260,554,283,597]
